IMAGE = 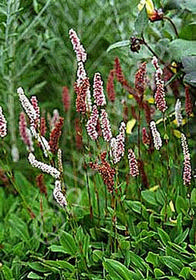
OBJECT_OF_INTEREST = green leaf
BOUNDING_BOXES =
[169,39,196,61]
[28,262,49,273]
[27,272,43,279]
[44,260,74,272]
[175,196,188,214]
[182,56,196,74]
[191,188,196,208]
[129,251,150,273]
[93,250,104,262]
[179,267,191,279]
[107,40,130,52]
[1,265,13,280]
[182,55,196,87]
[157,227,171,246]
[145,252,159,267]
[160,256,183,274]
[103,259,139,280]
[180,1,196,13]
[174,228,189,244]
[154,268,165,278]
[141,190,158,206]
[134,6,148,35]
[126,201,142,214]
[48,245,67,254]
[185,71,196,87]
[8,214,30,244]
[179,23,196,40]
[60,231,77,256]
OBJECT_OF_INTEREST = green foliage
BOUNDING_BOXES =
[0,0,196,279]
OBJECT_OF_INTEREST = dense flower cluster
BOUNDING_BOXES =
[17,87,37,125]
[152,56,167,113]
[40,116,46,136]
[150,121,162,150]
[28,153,60,179]
[19,112,34,152]
[185,85,193,117]
[106,69,115,102]
[53,180,67,208]
[50,109,60,129]
[0,106,7,138]
[114,57,128,86]
[93,73,106,106]
[135,62,146,97]
[49,117,64,154]
[100,109,112,142]
[90,151,115,193]
[74,62,92,113]
[86,105,99,140]
[69,29,87,62]
[181,133,191,186]
[110,122,126,164]
[76,78,90,114]
[31,96,40,128]
[175,99,182,127]
[128,149,139,177]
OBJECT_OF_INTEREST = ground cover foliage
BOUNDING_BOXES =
[0,0,196,279]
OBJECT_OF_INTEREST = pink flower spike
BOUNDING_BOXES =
[128,149,139,177]
[181,133,191,186]
[0,106,7,138]
[110,122,126,164]
[76,62,87,86]
[93,73,106,106]
[150,121,162,150]
[53,180,67,208]
[69,29,87,63]
[17,87,37,125]
[100,109,112,142]
[152,57,167,113]
[19,112,34,152]
[28,152,60,179]
[175,99,182,127]
[86,105,99,140]
[31,96,40,128]
[51,109,59,129]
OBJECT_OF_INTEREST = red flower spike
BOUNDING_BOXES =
[90,151,115,193]
[135,62,147,97]
[62,86,70,112]
[36,174,47,197]
[185,85,193,117]
[75,78,90,114]
[107,69,116,102]
[49,117,64,154]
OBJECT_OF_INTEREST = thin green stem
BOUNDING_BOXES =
[163,114,170,223]
[163,16,179,37]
